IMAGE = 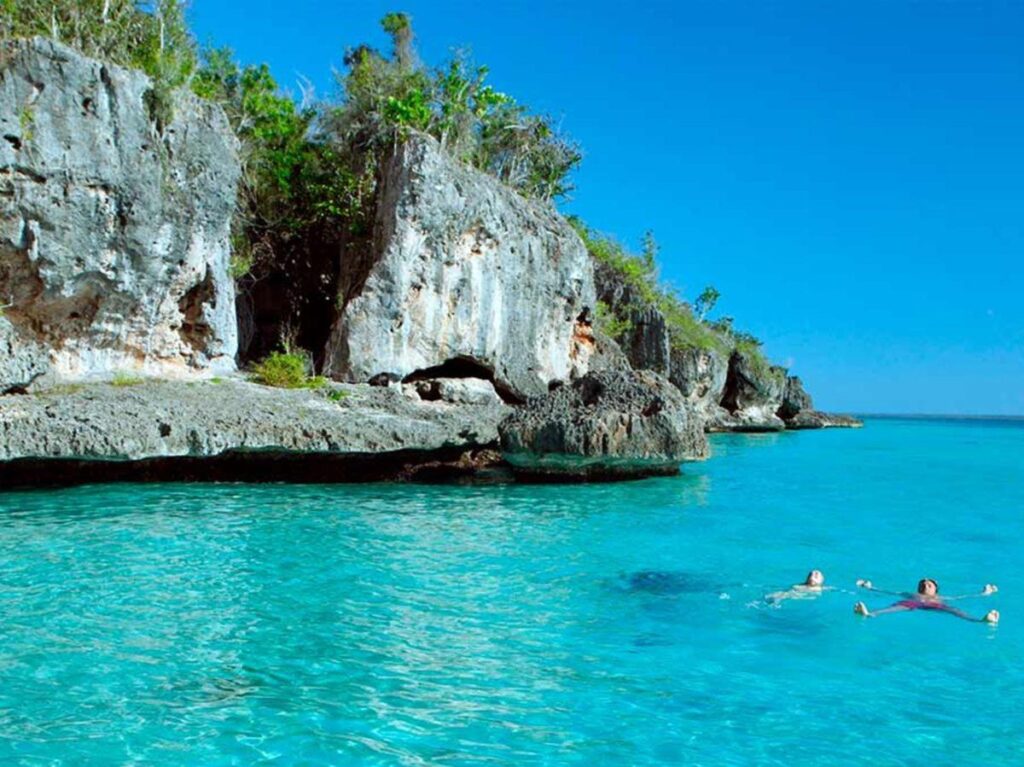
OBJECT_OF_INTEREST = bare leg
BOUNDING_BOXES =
[869,604,914,617]
[854,601,911,617]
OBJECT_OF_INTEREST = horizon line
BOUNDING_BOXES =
[852,412,1024,421]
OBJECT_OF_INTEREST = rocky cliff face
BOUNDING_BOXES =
[668,345,731,420]
[499,369,708,479]
[324,134,596,399]
[592,257,853,431]
[713,351,787,431]
[0,38,239,391]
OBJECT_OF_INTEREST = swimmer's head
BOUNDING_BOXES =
[917,578,939,596]
[805,570,825,587]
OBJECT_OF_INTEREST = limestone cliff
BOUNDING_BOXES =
[0,38,239,391]
[324,134,596,400]
[668,345,730,420]
[712,351,788,431]
[593,255,856,431]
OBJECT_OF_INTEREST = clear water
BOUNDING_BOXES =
[1,418,1022,765]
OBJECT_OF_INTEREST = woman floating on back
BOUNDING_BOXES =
[853,577,999,624]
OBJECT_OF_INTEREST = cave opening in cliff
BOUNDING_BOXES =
[235,228,351,371]
[402,356,525,405]
[719,351,743,414]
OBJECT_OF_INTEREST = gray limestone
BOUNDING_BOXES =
[669,345,730,420]
[0,378,507,462]
[324,133,596,398]
[499,369,708,478]
[0,38,239,389]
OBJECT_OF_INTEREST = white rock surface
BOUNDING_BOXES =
[0,38,239,390]
[324,134,596,398]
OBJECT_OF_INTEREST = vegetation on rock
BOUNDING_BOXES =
[2,0,196,130]
[568,217,762,360]
[1,4,777,382]
[251,351,326,389]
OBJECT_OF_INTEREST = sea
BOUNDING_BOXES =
[1,416,1022,765]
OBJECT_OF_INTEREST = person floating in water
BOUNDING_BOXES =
[764,569,829,603]
[853,577,999,624]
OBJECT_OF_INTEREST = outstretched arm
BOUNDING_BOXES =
[940,605,1000,624]
[943,584,998,602]
[855,579,910,598]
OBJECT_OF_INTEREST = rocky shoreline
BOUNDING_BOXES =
[0,38,859,487]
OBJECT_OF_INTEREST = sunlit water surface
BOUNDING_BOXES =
[1,417,1023,765]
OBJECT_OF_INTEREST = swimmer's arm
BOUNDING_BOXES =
[855,579,908,598]
[942,584,999,601]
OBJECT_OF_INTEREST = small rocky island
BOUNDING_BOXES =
[0,36,858,487]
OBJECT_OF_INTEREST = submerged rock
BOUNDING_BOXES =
[324,133,596,399]
[498,369,708,479]
[0,39,240,388]
[624,570,733,596]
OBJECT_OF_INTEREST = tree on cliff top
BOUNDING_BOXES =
[326,13,581,201]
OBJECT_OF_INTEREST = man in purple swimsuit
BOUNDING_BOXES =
[853,577,999,623]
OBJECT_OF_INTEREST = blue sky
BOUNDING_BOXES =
[190,1,1024,415]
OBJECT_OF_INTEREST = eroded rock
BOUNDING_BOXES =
[669,345,730,420]
[778,375,814,421]
[499,369,708,479]
[324,133,596,398]
[0,379,508,463]
[784,410,863,429]
[717,351,787,431]
[0,38,239,385]
[407,377,502,406]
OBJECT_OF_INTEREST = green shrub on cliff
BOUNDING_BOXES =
[568,219,658,304]
[1,0,196,131]
[734,335,774,378]
[594,300,632,340]
[657,292,731,354]
[251,351,326,389]
[568,217,747,357]
[328,13,581,201]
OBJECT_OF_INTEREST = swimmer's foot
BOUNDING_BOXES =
[854,601,870,617]
[984,609,1000,624]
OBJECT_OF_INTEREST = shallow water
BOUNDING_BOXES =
[1,418,1022,765]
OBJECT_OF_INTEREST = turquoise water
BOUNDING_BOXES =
[1,418,1023,765]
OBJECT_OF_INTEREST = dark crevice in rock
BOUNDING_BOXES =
[1,370,42,395]
[3,134,21,151]
[178,270,215,353]
[0,446,509,489]
[402,356,524,405]
[236,227,354,370]
[719,352,743,414]
[99,65,119,151]
[4,166,47,184]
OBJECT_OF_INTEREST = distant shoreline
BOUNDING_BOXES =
[854,413,1024,422]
